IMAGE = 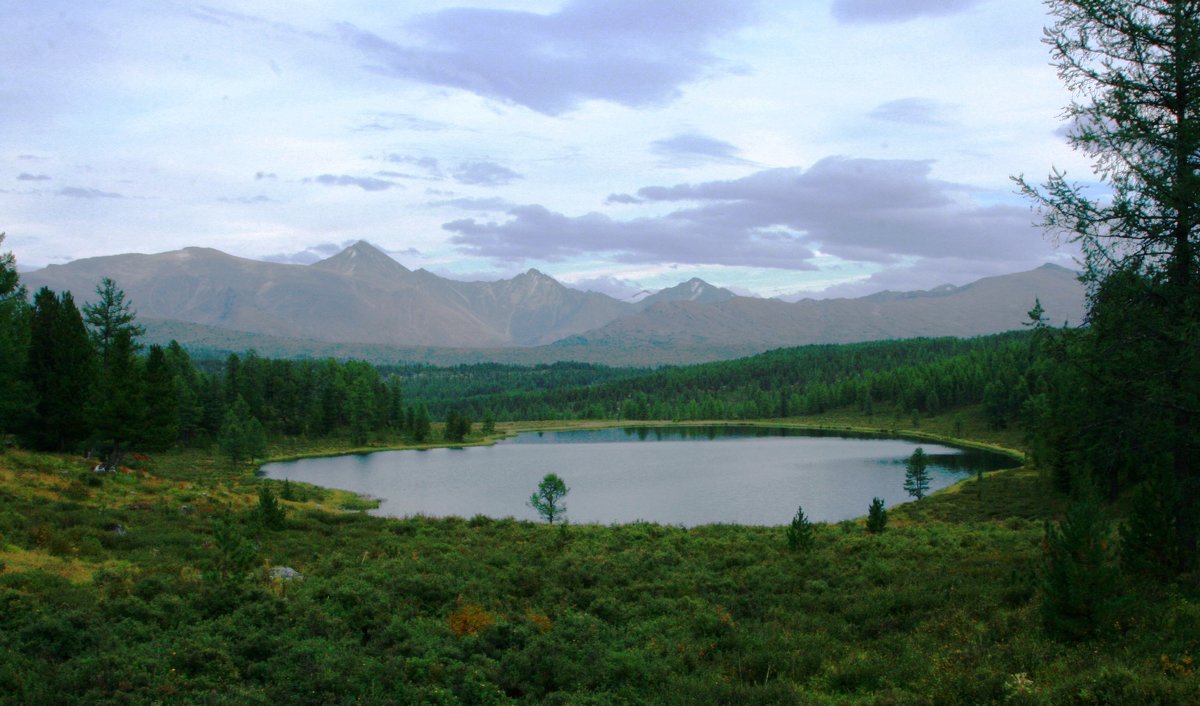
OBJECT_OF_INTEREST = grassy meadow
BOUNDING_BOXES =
[1,409,1197,704]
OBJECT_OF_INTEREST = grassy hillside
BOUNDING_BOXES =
[1,415,1197,704]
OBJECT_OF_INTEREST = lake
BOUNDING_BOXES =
[259,426,1019,526]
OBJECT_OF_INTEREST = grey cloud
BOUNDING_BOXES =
[255,171,277,180]
[339,0,758,114]
[219,194,275,204]
[444,204,819,269]
[450,160,522,187]
[832,0,984,24]
[59,186,123,199]
[869,97,954,125]
[383,154,443,179]
[309,174,397,191]
[651,132,750,164]
[606,193,643,205]
[446,156,1050,271]
[17,173,51,181]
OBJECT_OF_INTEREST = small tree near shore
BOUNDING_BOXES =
[786,505,815,551]
[530,473,569,524]
[866,497,888,533]
[904,447,931,500]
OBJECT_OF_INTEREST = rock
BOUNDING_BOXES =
[269,566,304,581]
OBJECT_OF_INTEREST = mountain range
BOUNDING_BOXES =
[23,241,1085,365]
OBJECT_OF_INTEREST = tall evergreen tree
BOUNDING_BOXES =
[0,234,31,437]
[25,289,95,451]
[88,327,144,465]
[1018,0,1200,571]
[82,277,143,364]
[140,344,180,451]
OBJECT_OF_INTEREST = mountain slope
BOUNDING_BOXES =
[556,264,1084,352]
[23,243,1085,364]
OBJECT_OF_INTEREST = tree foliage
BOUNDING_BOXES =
[1041,492,1120,641]
[786,505,815,551]
[866,497,888,534]
[903,447,931,501]
[1019,0,1200,574]
[82,277,144,364]
[530,473,569,524]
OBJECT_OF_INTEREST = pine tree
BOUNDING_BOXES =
[529,473,569,524]
[82,277,143,364]
[903,447,931,500]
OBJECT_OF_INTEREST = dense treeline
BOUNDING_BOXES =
[395,333,1034,428]
[0,241,441,463]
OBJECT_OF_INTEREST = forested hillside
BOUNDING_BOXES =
[392,332,1035,427]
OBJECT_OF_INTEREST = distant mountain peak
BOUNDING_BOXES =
[642,277,736,306]
[312,240,409,279]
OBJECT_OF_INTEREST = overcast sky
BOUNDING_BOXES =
[2,0,1088,299]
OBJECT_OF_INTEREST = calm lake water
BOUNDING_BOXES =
[259,426,1018,526]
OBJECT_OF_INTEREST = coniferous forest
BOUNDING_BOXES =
[2,1,1200,703]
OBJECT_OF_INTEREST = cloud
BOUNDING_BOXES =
[255,172,277,180]
[58,186,123,199]
[450,160,523,187]
[17,173,51,181]
[338,0,758,114]
[308,174,398,191]
[218,194,275,204]
[605,193,643,205]
[445,156,1051,271]
[651,132,751,164]
[832,0,984,24]
[383,154,444,179]
[868,97,954,125]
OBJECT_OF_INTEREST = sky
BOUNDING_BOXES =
[1,0,1091,300]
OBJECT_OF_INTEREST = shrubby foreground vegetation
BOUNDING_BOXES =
[3,0,1200,701]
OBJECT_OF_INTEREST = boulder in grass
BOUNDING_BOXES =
[269,566,304,581]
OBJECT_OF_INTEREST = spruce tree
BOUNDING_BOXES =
[25,289,95,451]
[88,327,144,466]
[140,344,180,451]
[786,505,815,551]
[866,497,888,533]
